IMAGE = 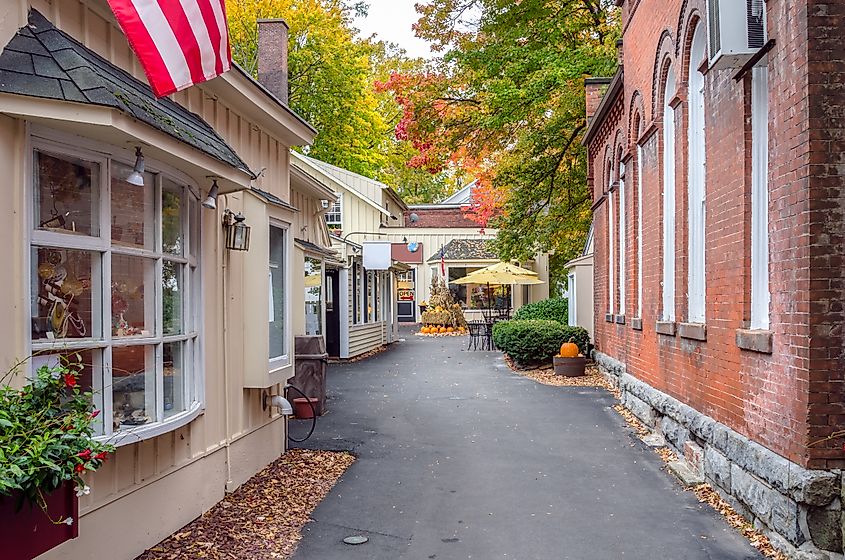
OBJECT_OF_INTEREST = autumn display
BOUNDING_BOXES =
[419,275,467,336]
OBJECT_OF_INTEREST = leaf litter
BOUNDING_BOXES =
[135,449,355,560]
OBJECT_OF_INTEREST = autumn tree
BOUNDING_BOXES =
[227,0,456,202]
[381,0,620,286]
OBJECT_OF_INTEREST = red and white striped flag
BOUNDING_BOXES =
[107,0,232,97]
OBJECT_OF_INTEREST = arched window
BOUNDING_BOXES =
[607,160,615,316]
[662,64,677,322]
[687,23,707,323]
[618,152,626,317]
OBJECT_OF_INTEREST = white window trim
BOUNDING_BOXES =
[618,160,626,316]
[268,220,292,372]
[568,272,577,326]
[662,66,677,322]
[750,65,770,330]
[325,193,342,226]
[608,183,615,316]
[636,141,643,319]
[687,24,707,324]
[26,129,204,447]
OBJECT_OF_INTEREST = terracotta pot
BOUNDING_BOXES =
[0,482,78,560]
[553,356,587,377]
[293,397,318,419]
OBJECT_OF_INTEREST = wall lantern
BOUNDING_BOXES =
[126,147,146,187]
[223,210,251,251]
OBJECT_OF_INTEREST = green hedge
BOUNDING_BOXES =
[513,298,569,325]
[492,319,590,366]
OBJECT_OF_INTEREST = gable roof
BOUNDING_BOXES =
[290,152,390,216]
[0,10,252,176]
[427,239,497,262]
[440,181,475,204]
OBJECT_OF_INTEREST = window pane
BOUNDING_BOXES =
[112,255,155,338]
[31,248,99,340]
[189,197,199,259]
[304,257,322,336]
[162,260,183,335]
[111,162,154,249]
[269,226,286,361]
[163,342,185,418]
[34,151,99,237]
[112,345,156,429]
[162,183,183,256]
[31,349,104,435]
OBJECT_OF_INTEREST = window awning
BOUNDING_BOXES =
[0,10,253,183]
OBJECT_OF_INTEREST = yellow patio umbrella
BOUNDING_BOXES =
[305,273,322,288]
[451,262,544,286]
[452,262,544,319]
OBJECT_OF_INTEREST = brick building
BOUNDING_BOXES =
[585,0,845,556]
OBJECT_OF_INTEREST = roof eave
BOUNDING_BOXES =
[583,67,624,147]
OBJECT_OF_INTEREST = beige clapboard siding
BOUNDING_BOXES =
[348,322,388,357]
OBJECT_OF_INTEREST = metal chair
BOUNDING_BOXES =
[466,321,486,351]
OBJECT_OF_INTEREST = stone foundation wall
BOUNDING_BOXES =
[593,350,843,560]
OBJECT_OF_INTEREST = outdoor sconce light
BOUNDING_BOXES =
[202,179,220,210]
[126,147,146,186]
[223,209,251,251]
[409,212,419,223]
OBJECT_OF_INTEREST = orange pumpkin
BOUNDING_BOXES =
[439,327,447,334]
[422,327,430,334]
[447,327,455,333]
[559,340,580,358]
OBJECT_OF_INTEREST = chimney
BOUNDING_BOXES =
[584,77,612,120]
[257,18,289,104]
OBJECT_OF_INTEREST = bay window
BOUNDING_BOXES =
[29,138,201,441]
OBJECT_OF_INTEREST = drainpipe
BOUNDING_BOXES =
[219,194,235,493]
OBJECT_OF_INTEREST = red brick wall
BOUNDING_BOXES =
[404,207,481,229]
[589,0,843,468]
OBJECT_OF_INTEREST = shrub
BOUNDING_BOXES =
[493,320,591,366]
[493,320,566,365]
[513,298,569,325]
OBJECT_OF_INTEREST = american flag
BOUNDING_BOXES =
[107,0,232,97]
[440,246,446,277]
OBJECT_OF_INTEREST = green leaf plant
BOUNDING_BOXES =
[0,355,114,526]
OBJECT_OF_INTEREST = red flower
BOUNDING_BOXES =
[90,410,101,419]
[77,449,92,460]
[63,373,77,388]
[94,451,109,461]
[74,463,85,473]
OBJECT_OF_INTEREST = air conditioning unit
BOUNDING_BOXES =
[706,0,766,70]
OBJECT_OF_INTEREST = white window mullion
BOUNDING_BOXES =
[608,187,615,316]
[636,143,643,319]
[750,65,770,330]
[662,65,677,322]
[618,162,626,316]
[687,24,707,324]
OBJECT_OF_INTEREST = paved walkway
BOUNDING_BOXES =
[290,328,762,560]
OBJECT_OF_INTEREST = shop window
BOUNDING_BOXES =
[448,266,511,310]
[304,256,323,336]
[353,263,362,325]
[29,141,201,442]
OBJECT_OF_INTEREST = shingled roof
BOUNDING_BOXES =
[427,239,497,262]
[0,10,252,176]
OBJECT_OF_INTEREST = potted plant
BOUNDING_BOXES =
[553,339,588,377]
[0,355,113,560]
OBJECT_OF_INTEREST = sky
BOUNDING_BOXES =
[354,0,435,59]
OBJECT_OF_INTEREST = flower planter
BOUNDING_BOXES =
[293,397,318,419]
[0,483,78,560]
[553,356,587,377]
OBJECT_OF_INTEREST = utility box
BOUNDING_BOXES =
[291,336,329,415]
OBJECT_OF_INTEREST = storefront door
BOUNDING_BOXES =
[325,268,341,357]
[396,269,416,323]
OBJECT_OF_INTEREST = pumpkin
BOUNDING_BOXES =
[559,339,580,358]
[422,327,430,334]
[439,327,447,334]
[447,327,455,333]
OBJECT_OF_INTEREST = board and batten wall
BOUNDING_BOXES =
[0,2,308,559]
